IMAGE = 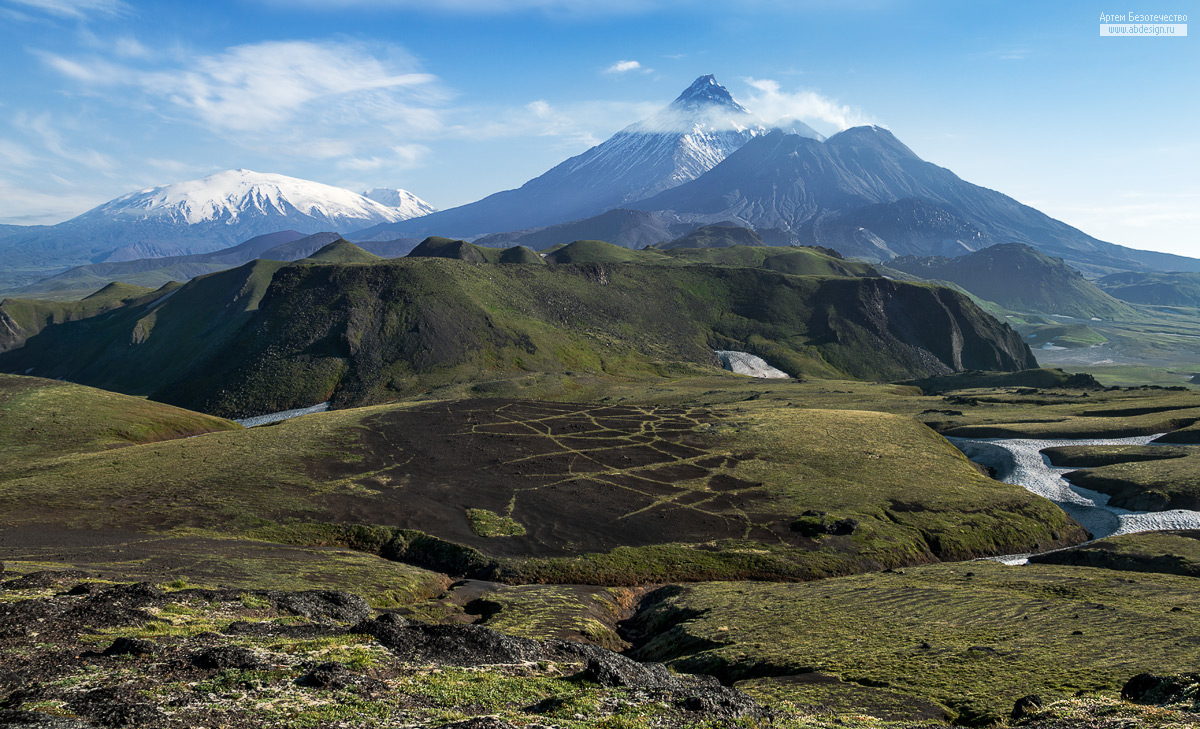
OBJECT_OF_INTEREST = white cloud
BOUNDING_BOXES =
[39,40,445,135]
[113,36,152,59]
[604,60,643,74]
[136,41,440,133]
[741,77,873,131]
[4,0,128,19]
[448,98,659,150]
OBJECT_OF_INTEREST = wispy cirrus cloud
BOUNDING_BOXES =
[14,111,117,171]
[3,0,128,19]
[741,77,873,131]
[37,39,448,160]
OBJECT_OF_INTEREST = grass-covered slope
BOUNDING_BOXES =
[662,244,878,277]
[406,235,543,265]
[541,239,662,264]
[1030,530,1200,577]
[629,561,1200,726]
[0,281,172,353]
[0,259,287,398]
[1060,451,1200,511]
[890,243,1136,319]
[162,260,1034,416]
[0,373,240,462]
[0,257,1034,417]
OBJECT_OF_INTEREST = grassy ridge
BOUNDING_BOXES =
[158,259,1032,417]
[0,281,170,352]
[0,245,1034,418]
[0,259,286,397]
[0,373,240,462]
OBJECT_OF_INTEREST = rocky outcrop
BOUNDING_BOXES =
[0,577,768,728]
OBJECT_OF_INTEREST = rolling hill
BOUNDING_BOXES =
[0,255,1034,418]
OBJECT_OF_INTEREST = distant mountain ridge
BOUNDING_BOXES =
[1096,271,1200,308]
[7,231,423,300]
[888,243,1136,319]
[625,128,1200,276]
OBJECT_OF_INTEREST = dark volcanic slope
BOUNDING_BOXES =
[0,257,1034,417]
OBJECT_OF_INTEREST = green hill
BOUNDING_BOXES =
[889,243,1136,319]
[406,237,547,265]
[542,239,664,264]
[406,236,501,263]
[497,245,545,264]
[302,239,382,264]
[0,259,286,398]
[0,255,1033,418]
[1098,270,1200,307]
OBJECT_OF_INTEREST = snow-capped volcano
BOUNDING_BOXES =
[361,187,437,219]
[94,170,409,228]
[0,170,419,269]
[356,75,816,241]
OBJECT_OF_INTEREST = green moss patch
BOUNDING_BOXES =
[465,508,526,537]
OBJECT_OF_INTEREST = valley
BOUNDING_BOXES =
[1,73,1198,729]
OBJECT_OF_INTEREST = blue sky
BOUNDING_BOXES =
[0,0,1195,256]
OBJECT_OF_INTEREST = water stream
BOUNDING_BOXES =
[234,401,330,428]
[950,434,1200,564]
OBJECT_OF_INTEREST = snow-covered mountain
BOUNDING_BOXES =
[362,188,437,219]
[91,169,408,231]
[355,75,814,241]
[0,170,416,275]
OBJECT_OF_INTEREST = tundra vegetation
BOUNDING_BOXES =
[1,250,1199,727]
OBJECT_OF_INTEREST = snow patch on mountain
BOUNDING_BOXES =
[361,188,437,219]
